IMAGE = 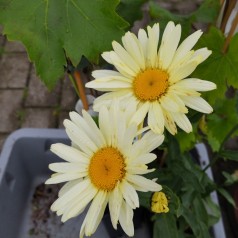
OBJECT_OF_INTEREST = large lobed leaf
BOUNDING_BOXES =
[206,97,238,151]
[193,27,238,104]
[117,0,146,26]
[0,0,128,88]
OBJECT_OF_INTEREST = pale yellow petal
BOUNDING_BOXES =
[49,162,87,173]
[119,201,134,237]
[45,172,80,184]
[148,102,165,134]
[175,78,216,91]
[181,96,213,113]
[127,174,162,192]
[50,143,89,164]
[171,113,192,133]
[120,181,139,209]
[61,185,97,222]
[159,23,181,69]
[112,40,141,73]
[109,184,123,229]
[147,23,160,68]
[171,30,203,65]
[163,110,177,135]
[84,191,108,236]
[130,101,150,125]
[122,32,146,70]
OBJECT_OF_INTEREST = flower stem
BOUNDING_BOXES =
[220,0,237,33]
[68,74,80,98]
[222,10,238,53]
[74,70,89,111]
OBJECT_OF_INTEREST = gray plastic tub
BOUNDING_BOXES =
[0,129,150,238]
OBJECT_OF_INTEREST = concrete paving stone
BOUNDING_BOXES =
[5,40,26,53]
[0,34,5,47]
[21,108,57,128]
[0,133,8,154]
[0,25,5,51]
[61,77,77,110]
[0,89,23,132]
[58,111,70,129]
[0,53,30,88]
[25,67,61,107]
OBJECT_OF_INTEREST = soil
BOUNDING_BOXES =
[27,183,82,238]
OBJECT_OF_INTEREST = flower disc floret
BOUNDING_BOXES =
[89,147,126,191]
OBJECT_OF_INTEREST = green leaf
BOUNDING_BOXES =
[193,28,238,104]
[175,129,197,152]
[171,160,205,193]
[203,196,221,226]
[117,0,146,26]
[222,171,238,186]
[181,196,211,238]
[193,0,220,24]
[0,0,128,88]
[220,150,238,161]
[218,188,236,207]
[162,186,181,217]
[153,214,179,238]
[182,153,216,194]
[207,132,220,152]
[182,207,210,238]
[166,133,181,161]
[181,189,197,209]
[193,196,209,227]
[206,97,238,151]
[138,191,152,210]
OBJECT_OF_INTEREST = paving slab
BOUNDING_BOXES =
[0,34,5,47]
[25,67,61,107]
[0,26,5,58]
[0,53,30,88]
[21,108,56,128]
[61,77,77,110]
[4,40,26,53]
[0,89,23,132]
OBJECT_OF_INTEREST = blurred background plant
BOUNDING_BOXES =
[0,0,238,237]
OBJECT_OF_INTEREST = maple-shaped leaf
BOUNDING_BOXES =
[192,27,238,104]
[0,0,128,88]
[206,97,238,151]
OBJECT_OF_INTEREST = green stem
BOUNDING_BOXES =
[68,73,80,98]
[203,124,238,171]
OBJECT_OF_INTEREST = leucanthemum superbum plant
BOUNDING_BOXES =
[46,103,164,238]
[86,21,217,135]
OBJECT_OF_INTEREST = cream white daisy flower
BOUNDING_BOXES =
[86,21,217,135]
[45,104,163,238]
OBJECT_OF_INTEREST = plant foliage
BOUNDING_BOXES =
[0,0,128,88]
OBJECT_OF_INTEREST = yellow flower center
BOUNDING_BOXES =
[133,69,169,101]
[88,147,126,191]
[151,191,169,213]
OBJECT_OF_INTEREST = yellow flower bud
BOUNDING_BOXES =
[151,191,169,213]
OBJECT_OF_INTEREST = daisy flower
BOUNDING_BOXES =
[86,21,216,135]
[45,104,164,238]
